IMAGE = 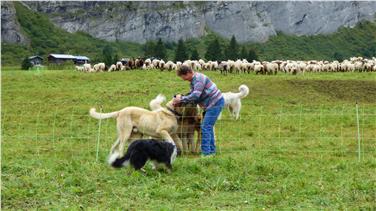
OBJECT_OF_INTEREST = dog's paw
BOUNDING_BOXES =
[108,152,120,165]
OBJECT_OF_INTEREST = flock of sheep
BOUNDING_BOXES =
[75,56,376,75]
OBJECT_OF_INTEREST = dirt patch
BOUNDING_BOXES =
[288,80,376,104]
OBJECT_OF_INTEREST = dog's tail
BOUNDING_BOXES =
[89,108,119,119]
[236,84,249,99]
[149,94,166,111]
[108,151,131,168]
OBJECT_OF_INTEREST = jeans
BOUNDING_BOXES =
[201,97,224,155]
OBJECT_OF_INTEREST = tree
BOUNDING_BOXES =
[155,38,167,60]
[190,48,199,60]
[333,52,344,62]
[240,46,248,59]
[174,39,189,62]
[102,45,114,65]
[143,41,157,58]
[113,54,119,64]
[21,57,32,70]
[224,35,239,60]
[362,42,376,58]
[205,38,223,61]
[247,49,259,61]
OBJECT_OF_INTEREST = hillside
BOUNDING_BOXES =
[1,2,143,66]
[1,2,376,66]
[19,1,376,43]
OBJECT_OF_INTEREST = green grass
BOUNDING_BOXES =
[2,69,376,209]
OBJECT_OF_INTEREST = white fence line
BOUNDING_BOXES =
[1,104,375,161]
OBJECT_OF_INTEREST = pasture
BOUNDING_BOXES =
[1,69,376,210]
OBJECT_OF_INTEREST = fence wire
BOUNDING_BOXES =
[1,104,375,162]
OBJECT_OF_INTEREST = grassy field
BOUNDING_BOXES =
[1,69,376,210]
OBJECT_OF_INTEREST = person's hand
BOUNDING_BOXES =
[173,94,182,106]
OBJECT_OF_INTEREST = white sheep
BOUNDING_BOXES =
[254,63,264,75]
[159,60,166,70]
[108,64,116,72]
[75,66,84,72]
[83,63,92,72]
[152,59,160,69]
[116,62,123,71]
[93,63,105,72]
[165,61,175,71]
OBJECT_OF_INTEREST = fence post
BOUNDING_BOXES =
[299,104,302,140]
[341,105,345,156]
[96,106,103,162]
[278,105,282,147]
[52,108,58,148]
[258,106,263,146]
[35,106,41,142]
[35,105,42,156]
[69,109,74,140]
[356,102,361,161]
[2,110,5,140]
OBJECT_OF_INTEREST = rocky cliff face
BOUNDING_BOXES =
[1,1,28,44]
[2,1,376,44]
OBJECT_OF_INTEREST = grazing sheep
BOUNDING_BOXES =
[95,56,374,74]
[195,63,202,71]
[116,62,123,71]
[93,63,105,72]
[159,60,166,70]
[254,63,264,75]
[83,63,92,72]
[152,59,160,69]
[135,58,144,68]
[219,61,231,75]
[183,60,193,70]
[212,61,219,70]
[108,64,117,72]
[121,65,130,71]
[144,59,153,69]
[75,66,84,72]
[165,61,175,71]
[234,60,242,74]
[176,61,182,70]
[227,60,235,73]
[202,62,211,71]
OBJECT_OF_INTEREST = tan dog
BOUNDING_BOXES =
[89,95,184,162]
[150,95,202,154]
[176,104,202,153]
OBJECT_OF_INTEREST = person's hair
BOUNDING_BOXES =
[177,65,193,76]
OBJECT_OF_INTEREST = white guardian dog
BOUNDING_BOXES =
[220,84,249,120]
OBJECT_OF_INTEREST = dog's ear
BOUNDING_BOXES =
[173,93,183,97]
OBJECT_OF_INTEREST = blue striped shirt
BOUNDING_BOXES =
[181,72,222,110]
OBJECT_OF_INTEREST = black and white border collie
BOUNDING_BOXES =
[108,139,177,173]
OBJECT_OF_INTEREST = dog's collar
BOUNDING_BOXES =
[167,107,182,119]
